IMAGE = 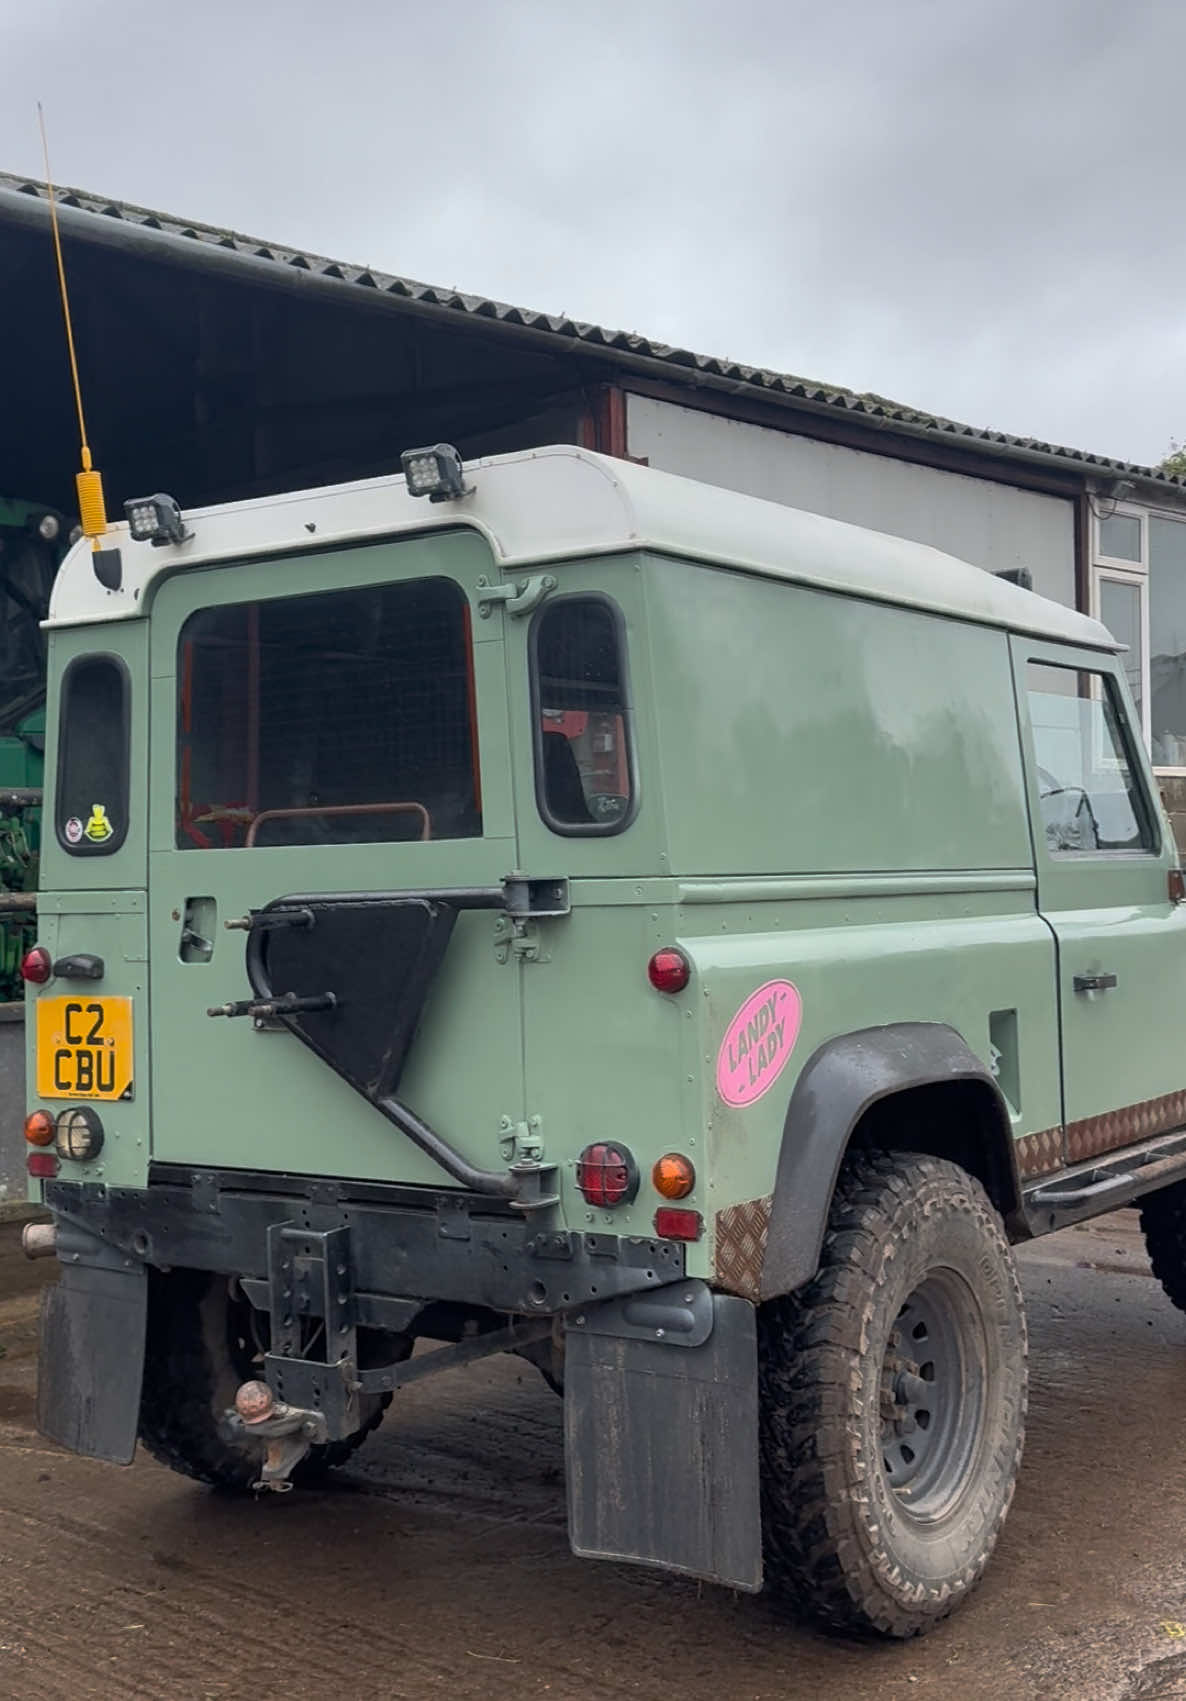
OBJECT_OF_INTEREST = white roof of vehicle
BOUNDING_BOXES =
[48,444,1116,650]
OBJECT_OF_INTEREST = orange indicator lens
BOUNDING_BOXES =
[652,1153,696,1199]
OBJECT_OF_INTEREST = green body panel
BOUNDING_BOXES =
[26,513,1186,1271]
[644,557,1033,877]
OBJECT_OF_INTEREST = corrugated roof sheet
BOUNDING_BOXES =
[3,169,1181,491]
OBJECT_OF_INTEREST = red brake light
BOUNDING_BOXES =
[576,1142,638,1208]
[654,1207,703,1241]
[27,1151,60,1179]
[20,946,53,985]
[648,947,690,994]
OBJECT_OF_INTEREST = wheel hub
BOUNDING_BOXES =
[878,1269,986,1522]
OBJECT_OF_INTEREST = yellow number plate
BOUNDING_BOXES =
[36,996,133,1101]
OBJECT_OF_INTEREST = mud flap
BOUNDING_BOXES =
[564,1282,762,1591]
[37,1235,146,1465]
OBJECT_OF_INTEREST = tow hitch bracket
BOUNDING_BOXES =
[223,1392,330,1492]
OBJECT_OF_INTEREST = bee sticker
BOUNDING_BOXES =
[84,803,114,843]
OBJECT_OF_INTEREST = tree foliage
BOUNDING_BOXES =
[1159,441,1186,480]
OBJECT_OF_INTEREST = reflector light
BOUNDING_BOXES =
[19,946,53,985]
[576,1142,638,1208]
[27,1151,60,1179]
[648,948,690,993]
[654,1206,703,1241]
[652,1153,696,1199]
[24,1110,55,1147]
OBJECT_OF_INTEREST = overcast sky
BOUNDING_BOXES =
[3,0,1183,467]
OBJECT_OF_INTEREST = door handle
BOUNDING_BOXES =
[1073,972,1118,994]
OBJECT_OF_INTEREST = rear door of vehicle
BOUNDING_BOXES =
[147,528,524,1188]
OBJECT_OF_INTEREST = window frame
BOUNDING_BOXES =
[528,591,637,838]
[173,573,484,851]
[1023,656,1158,861]
[1092,500,1186,777]
[54,651,132,857]
[1093,566,1150,749]
[1094,503,1145,572]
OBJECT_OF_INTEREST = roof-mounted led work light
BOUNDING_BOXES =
[124,493,192,547]
[401,443,471,502]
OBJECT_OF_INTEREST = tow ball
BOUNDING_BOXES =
[225,1380,329,1492]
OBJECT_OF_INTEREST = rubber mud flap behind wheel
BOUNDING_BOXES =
[564,1282,762,1591]
[38,1258,147,1465]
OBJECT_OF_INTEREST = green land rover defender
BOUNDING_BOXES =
[21,445,1186,1638]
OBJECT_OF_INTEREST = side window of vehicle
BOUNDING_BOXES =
[531,596,635,835]
[55,654,130,855]
[1026,662,1154,854]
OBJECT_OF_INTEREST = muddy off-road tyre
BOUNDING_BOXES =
[138,1269,390,1490]
[1140,1180,1186,1311]
[757,1152,1028,1638]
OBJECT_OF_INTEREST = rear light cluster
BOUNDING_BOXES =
[25,1106,105,1172]
[574,1142,702,1240]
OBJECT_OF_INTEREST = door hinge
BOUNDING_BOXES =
[499,1115,544,1163]
[476,573,556,619]
[493,915,547,964]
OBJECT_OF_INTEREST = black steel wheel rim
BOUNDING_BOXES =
[879,1267,988,1522]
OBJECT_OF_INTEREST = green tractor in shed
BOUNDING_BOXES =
[0,496,72,999]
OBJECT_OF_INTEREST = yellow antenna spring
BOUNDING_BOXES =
[37,103,107,544]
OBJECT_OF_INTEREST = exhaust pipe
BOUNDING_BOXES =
[21,1221,57,1260]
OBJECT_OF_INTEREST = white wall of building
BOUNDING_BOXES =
[627,394,1076,609]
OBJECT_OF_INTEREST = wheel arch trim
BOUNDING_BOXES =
[759,1022,1020,1301]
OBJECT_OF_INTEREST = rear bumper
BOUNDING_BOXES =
[40,1169,763,1593]
[43,1164,685,1317]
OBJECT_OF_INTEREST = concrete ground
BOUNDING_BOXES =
[2,1211,1186,1701]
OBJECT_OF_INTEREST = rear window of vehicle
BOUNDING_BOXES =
[56,654,130,855]
[531,596,634,834]
[176,577,482,849]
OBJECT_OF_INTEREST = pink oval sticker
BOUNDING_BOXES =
[716,980,802,1108]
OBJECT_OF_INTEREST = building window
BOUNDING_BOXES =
[1149,517,1186,771]
[1092,505,1186,771]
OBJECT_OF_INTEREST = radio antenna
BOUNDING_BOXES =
[37,103,107,547]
